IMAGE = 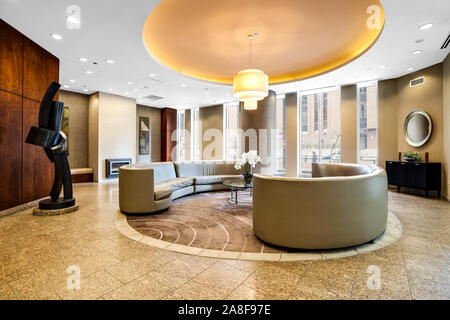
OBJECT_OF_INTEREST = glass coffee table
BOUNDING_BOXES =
[223,179,253,204]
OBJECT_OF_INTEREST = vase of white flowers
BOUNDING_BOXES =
[234,150,262,186]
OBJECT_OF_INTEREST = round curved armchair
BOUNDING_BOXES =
[252,163,388,249]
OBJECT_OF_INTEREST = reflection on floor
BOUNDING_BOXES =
[0,182,449,300]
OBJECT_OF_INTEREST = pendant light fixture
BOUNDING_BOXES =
[233,33,268,110]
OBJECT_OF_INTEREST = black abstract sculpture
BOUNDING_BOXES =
[26,81,75,210]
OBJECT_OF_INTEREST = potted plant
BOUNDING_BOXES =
[234,150,262,186]
[403,151,422,162]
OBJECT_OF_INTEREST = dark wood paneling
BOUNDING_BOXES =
[72,173,93,183]
[161,108,177,161]
[0,19,23,95]
[0,91,22,210]
[0,20,59,210]
[22,98,54,203]
[23,37,59,102]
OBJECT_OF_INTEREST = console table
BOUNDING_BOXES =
[385,161,441,198]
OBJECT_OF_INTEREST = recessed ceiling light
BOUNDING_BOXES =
[419,23,433,30]
[125,92,130,95]
[50,33,62,40]
[83,89,88,92]
[105,59,114,64]
[407,67,414,71]
[411,50,423,55]
[181,84,187,87]
[86,70,93,74]
[69,79,76,83]
[127,81,133,85]
[108,88,113,91]
[79,57,87,62]
[67,15,80,25]
[379,65,388,69]
[134,89,139,92]
[149,73,156,77]
[63,85,69,89]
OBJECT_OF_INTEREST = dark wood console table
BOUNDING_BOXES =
[385,161,441,198]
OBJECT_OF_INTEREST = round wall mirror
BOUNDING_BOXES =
[403,110,432,147]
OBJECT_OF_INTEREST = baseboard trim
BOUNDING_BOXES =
[0,197,47,219]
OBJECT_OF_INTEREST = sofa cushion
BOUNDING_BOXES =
[154,177,194,200]
[143,162,177,183]
[174,161,240,178]
[154,186,172,200]
[173,162,203,177]
[195,175,241,185]
[157,177,194,191]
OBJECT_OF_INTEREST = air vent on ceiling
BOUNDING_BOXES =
[143,94,163,101]
[441,33,450,49]
[410,77,425,88]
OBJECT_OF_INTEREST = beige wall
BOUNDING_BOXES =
[443,54,450,199]
[285,93,298,177]
[397,63,443,166]
[89,92,136,181]
[200,105,223,160]
[378,79,398,169]
[58,90,89,169]
[136,104,161,163]
[341,85,357,163]
[88,93,99,181]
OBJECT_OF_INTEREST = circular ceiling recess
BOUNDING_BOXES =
[143,0,385,85]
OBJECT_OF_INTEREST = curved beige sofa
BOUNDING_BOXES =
[119,161,241,214]
[253,163,388,249]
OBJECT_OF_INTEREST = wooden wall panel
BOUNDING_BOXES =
[161,108,177,161]
[0,19,23,95]
[0,19,59,210]
[22,98,54,203]
[23,37,59,102]
[0,91,22,210]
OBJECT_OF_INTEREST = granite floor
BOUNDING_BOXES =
[0,182,449,300]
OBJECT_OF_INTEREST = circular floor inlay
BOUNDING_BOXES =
[116,191,402,261]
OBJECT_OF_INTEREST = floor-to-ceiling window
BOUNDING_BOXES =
[223,102,240,161]
[191,107,201,160]
[298,87,341,176]
[176,110,186,161]
[275,95,286,175]
[357,82,378,165]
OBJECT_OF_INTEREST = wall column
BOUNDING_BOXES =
[341,85,357,163]
[285,93,298,177]
[378,80,398,169]
[161,107,177,161]
[239,91,277,174]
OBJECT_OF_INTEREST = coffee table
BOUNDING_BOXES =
[223,179,253,204]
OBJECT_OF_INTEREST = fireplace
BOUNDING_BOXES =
[106,158,132,178]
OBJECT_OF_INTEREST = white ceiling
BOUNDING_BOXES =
[1,0,449,109]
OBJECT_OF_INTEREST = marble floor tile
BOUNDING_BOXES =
[0,181,448,300]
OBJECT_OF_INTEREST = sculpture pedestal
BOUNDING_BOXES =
[33,203,79,216]
[39,197,75,210]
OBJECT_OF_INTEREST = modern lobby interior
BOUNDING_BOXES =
[0,0,449,301]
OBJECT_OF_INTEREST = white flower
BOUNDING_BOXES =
[234,150,261,169]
